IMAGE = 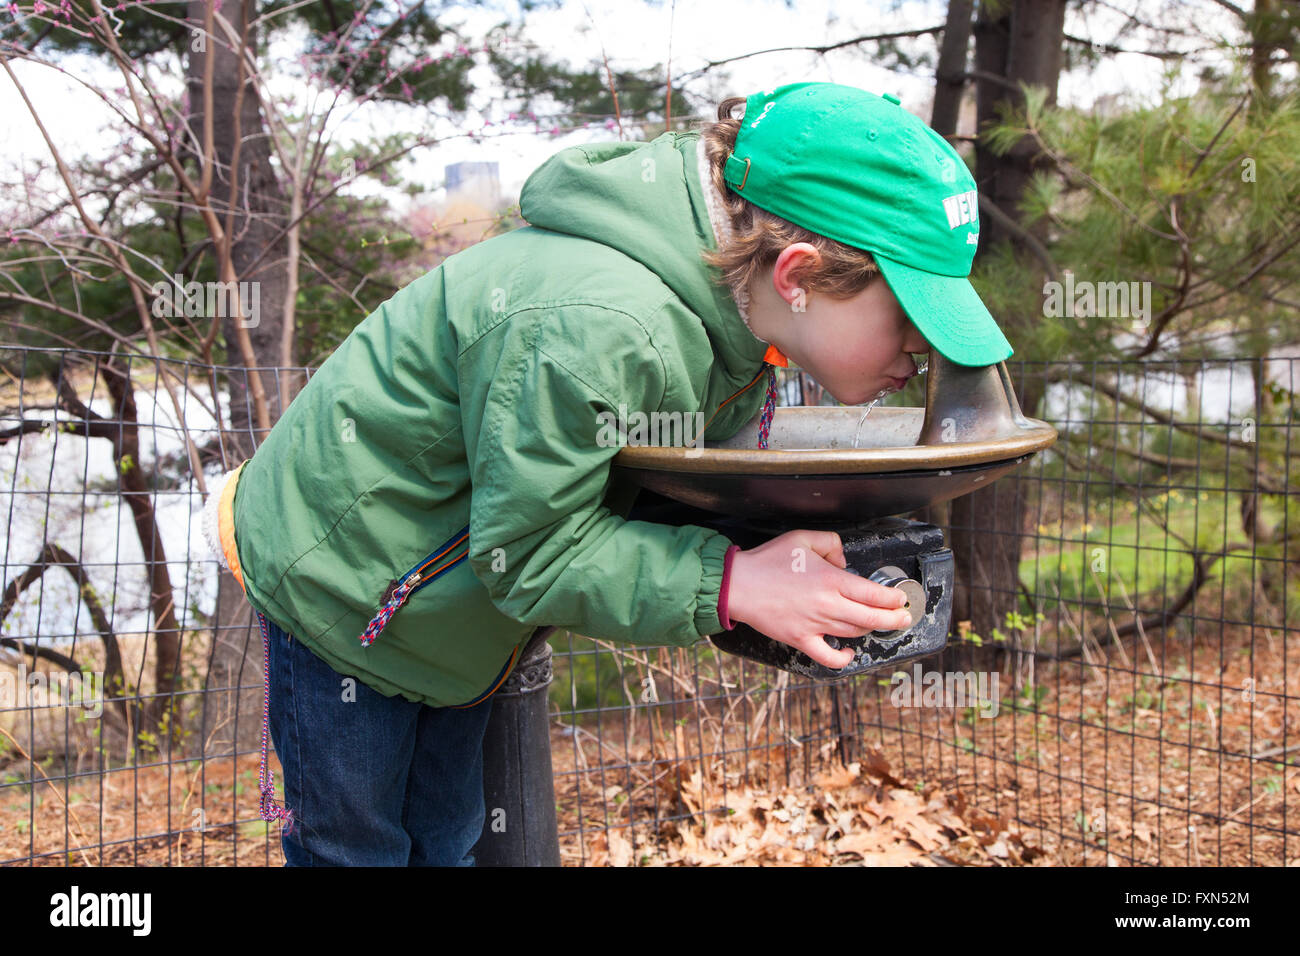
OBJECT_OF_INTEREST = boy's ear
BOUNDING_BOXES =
[771,242,821,293]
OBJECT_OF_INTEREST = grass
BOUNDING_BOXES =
[1019,490,1295,624]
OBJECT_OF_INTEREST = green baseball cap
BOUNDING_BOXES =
[722,81,1014,368]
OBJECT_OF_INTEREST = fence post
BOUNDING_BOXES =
[472,626,561,866]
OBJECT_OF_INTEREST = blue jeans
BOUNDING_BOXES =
[257,609,495,866]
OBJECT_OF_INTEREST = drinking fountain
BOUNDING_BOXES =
[611,352,1057,680]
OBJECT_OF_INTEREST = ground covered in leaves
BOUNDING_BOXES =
[2,603,1295,866]
[573,751,1048,867]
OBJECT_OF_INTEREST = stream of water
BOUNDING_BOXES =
[851,359,928,449]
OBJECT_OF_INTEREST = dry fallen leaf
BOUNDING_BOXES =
[608,829,635,867]
[813,761,861,791]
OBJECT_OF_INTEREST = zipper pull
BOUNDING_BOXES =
[361,570,423,648]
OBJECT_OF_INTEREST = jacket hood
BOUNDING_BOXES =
[518,130,768,381]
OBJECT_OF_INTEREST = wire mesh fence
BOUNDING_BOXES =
[0,346,1294,866]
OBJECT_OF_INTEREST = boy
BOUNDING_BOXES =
[202,81,1014,866]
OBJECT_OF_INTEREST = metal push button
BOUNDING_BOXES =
[864,564,925,643]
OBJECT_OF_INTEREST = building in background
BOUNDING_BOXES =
[408,160,510,261]
[445,161,501,207]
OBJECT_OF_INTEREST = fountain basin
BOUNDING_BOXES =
[611,357,1057,523]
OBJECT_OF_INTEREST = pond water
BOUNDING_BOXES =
[0,384,231,649]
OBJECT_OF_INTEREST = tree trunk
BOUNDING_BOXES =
[183,0,294,754]
[96,359,184,750]
[974,0,1066,243]
[932,0,974,137]
[940,0,1065,671]
[184,0,293,462]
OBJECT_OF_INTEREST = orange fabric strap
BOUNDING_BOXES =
[219,460,248,595]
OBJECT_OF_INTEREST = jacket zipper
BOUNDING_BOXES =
[359,524,469,647]
[356,524,522,708]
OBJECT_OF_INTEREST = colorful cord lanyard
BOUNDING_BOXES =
[757,342,787,450]
[255,609,294,833]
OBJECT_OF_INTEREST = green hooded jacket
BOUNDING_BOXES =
[232,130,772,707]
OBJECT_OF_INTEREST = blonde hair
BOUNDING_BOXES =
[695,96,881,302]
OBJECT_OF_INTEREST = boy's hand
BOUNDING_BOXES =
[725,530,913,669]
